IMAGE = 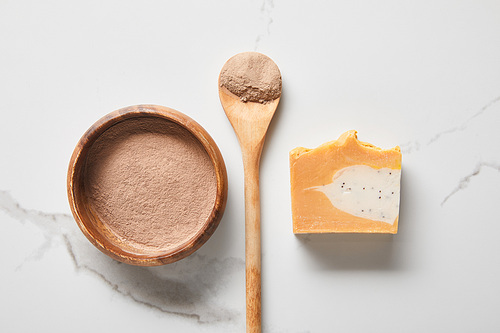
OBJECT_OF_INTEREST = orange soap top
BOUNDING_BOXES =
[289,131,402,234]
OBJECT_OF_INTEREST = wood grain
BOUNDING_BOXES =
[219,85,280,333]
[67,104,228,266]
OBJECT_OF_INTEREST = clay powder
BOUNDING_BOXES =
[84,117,217,255]
[219,52,282,103]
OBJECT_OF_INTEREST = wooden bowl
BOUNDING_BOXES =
[67,105,228,266]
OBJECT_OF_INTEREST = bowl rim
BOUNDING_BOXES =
[67,104,228,266]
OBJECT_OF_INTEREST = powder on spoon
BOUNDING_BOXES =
[84,117,217,255]
[219,52,282,104]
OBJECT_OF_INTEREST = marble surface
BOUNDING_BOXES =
[1,1,500,332]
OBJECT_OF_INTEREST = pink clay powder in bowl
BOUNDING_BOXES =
[67,105,228,266]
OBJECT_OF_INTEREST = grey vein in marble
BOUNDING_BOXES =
[400,140,421,155]
[400,95,500,154]
[254,0,275,50]
[427,95,500,146]
[441,162,500,206]
[0,190,244,324]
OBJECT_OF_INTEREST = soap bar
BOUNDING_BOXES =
[289,131,402,234]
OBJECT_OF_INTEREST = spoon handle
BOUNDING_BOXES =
[243,149,262,333]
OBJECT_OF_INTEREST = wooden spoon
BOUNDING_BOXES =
[218,52,282,333]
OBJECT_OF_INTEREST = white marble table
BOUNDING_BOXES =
[1,1,500,332]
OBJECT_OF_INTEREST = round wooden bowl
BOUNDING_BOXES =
[67,105,228,266]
